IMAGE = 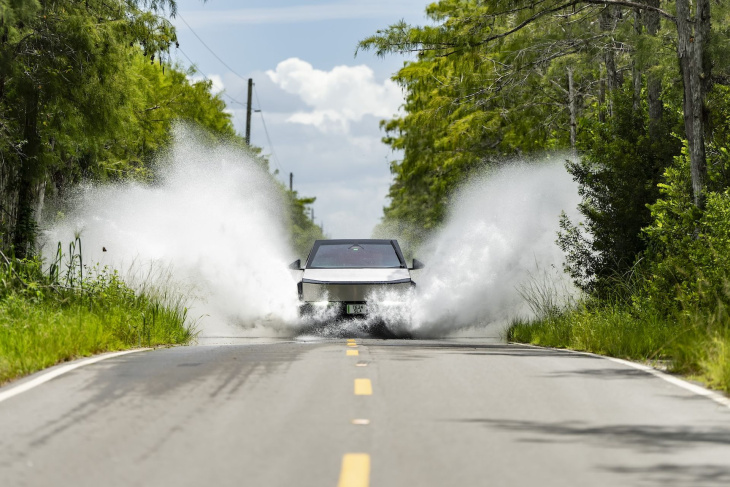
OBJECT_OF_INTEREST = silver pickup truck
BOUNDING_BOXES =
[289,239,424,320]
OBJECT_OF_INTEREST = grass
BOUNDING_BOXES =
[509,303,677,359]
[509,264,730,392]
[508,299,730,393]
[0,240,196,385]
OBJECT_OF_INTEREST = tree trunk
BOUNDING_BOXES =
[645,0,663,138]
[632,8,642,112]
[598,65,606,123]
[13,89,42,258]
[676,0,711,209]
[600,6,622,117]
[568,67,577,152]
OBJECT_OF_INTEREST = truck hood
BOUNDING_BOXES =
[302,268,411,284]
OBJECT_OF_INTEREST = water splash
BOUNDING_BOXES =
[44,126,299,337]
[45,135,579,340]
[371,157,581,338]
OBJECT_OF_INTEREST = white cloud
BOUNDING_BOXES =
[187,73,225,95]
[226,95,398,238]
[197,60,402,238]
[266,58,403,134]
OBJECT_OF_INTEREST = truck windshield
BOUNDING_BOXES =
[309,243,402,269]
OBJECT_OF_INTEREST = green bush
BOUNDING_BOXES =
[558,88,681,298]
[643,146,730,314]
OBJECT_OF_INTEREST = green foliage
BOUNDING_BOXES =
[0,242,195,384]
[0,0,181,254]
[508,301,730,392]
[511,83,730,393]
[558,87,682,297]
[360,1,639,242]
[0,0,296,259]
[637,85,730,313]
[643,147,730,313]
[509,301,676,360]
[286,190,324,258]
[106,57,240,180]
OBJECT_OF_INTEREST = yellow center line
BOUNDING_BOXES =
[337,453,370,487]
[346,350,359,356]
[354,378,372,395]
[347,343,358,347]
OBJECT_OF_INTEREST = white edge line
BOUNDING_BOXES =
[512,342,730,410]
[0,349,150,404]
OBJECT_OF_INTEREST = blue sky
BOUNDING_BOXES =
[170,0,430,237]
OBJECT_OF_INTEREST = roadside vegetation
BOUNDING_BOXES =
[0,239,195,385]
[508,286,730,392]
[0,1,322,383]
[362,1,730,392]
[509,87,730,392]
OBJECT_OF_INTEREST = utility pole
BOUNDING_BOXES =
[245,78,253,145]
[289,172,293,192]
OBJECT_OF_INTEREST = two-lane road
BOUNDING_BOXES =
[1,338,729,486]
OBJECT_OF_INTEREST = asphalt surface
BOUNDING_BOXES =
[1,337,730,486]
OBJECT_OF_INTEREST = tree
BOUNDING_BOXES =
[361,0,721,215]
[1,0,178,256]
[359,2,625,234]
[558,87,682,296]
[0,1,322,262]
[115,56,241,177]
[287,189,324,257]
[675,0,711,208]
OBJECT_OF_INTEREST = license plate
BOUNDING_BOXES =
[346,304,367,315]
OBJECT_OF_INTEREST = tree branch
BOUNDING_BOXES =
[581,0,675,22]
[479,0,674,48]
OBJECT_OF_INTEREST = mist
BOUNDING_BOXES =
[403,157,581,337]
[44,130,579,339]
[297,156,582,339]
[44,126,300,337]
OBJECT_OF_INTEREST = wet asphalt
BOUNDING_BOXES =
[1,337,730,486]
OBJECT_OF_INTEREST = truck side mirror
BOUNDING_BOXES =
[410,258,425,270]
[289,259,302,270]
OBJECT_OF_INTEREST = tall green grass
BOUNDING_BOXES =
[507,264,730,392]
[0,239,196,384]
[509,304,677,360]
[508,293,730,393]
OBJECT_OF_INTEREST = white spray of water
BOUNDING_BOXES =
[353,157,581,338]
[404,158,582,337]
[297,157,582,339]
[44,126,299,337]
[45,131,580,339]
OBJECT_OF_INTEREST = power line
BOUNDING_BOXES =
[177,14,248,82]
[174,15,286,176]
[176,46,246,107]
[253,83,285,175]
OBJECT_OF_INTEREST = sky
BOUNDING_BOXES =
[169,0,431,238]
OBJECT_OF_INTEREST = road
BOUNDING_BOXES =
[1,337,730,486]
